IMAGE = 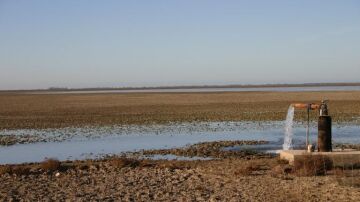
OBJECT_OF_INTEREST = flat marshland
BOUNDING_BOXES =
[1,90,360,201]
[1,91,360,129]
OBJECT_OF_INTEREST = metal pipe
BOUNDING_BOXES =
[318,116,332,152]
[306,106,310,146]
[293,103,308,109]
[293,103,320,110]
[290,101,332,152]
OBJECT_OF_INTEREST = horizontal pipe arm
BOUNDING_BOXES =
[292,103,320,110]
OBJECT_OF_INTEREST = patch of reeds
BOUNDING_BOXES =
[109,158,140,168]
[0,165,32,176]
[40,158,61,172]
[293,155,333,176]
[234,160,267,176]
[333,166,360,188]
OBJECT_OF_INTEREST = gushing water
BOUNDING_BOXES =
[283,105,295,150]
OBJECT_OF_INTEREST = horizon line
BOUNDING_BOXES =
[1,82,360,92]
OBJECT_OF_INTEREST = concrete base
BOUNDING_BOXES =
[280,149,360,167]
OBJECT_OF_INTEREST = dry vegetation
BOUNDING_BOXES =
[0,91,360,129]
[293,155,333,176]
[40,158,61,172]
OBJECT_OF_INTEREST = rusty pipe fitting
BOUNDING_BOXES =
[292,103,320,110]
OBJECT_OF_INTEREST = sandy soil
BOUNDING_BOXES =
[0,91,360,129]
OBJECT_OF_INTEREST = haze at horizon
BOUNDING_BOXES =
[0,0,359,90]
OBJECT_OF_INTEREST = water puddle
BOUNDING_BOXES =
[0,122,359,164]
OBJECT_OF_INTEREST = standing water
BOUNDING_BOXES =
[283,105,295,150]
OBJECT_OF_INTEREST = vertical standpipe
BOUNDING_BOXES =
[318,116,332,152]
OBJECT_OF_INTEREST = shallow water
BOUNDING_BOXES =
[0,122,359,164]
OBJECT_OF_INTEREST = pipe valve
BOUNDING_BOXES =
[319,100,329,116]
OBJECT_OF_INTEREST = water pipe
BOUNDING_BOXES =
[291,100,332,152]
[292,103,318,147]
[293,103,320,110]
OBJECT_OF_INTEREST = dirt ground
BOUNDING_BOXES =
[1,156,360,201]
[1,140,360,201]
[1,91,360,129]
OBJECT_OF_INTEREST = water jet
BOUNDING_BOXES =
[282,101,327,151]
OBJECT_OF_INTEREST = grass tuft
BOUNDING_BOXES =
[0,165,31,176]
[234,161,264,176]
[110,158,140,168]
[294,155,333,176]
[40,158,61,172]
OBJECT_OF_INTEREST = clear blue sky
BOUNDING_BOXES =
[0,0,359,90]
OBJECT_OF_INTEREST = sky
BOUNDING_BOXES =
[0,0,359,90]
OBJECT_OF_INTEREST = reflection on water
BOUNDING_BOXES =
[0,122,359,164]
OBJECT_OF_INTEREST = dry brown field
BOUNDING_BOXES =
[0,91,359,129]
[1,154,360,201]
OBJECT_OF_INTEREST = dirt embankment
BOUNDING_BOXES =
[1,91,359,130]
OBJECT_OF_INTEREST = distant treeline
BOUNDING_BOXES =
[2,82,360,93]
[46,82,360,91]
